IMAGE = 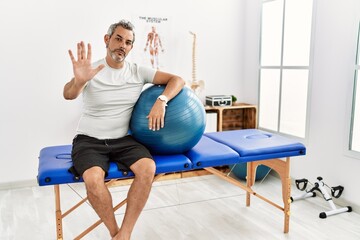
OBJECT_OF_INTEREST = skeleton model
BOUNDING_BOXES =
[188,31,204,97]
[291,176,352,218]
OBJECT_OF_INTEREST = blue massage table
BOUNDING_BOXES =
[37,129,306,239]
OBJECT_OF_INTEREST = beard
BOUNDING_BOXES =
[107,45,126,63]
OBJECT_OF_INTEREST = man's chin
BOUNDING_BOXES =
[111,54,125,63]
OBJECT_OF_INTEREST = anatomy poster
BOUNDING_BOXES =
[132,16,172,70]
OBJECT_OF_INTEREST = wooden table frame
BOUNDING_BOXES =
[52,156,292,239]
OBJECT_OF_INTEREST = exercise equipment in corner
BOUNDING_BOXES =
[291,176,352,218]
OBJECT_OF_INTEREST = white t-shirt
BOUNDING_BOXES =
[76,59,156,139]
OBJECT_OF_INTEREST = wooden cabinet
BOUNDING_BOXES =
[205,103,257,131]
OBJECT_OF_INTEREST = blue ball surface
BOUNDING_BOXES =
[230,163,271,181]
[130,85,206,155]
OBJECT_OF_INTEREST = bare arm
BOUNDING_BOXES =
[63,77,87,100]
[63,41,104,100]
[147,71,185,130]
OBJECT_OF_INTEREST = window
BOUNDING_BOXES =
[350,22,360,152]
[259,0,313,138]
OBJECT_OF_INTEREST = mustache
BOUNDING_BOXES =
[114,48,125,54]
[106,44,125,55]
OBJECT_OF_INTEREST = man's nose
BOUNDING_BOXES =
[119,40,126,48]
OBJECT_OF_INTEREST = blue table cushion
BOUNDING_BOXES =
[38,145,192,186]
[185,135,240,168]
[38,130,306,186]
[205,129,306,162]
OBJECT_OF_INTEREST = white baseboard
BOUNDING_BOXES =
[332,196,359,214]
[0,179,38,190]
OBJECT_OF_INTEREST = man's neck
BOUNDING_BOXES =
[105,56,124,69]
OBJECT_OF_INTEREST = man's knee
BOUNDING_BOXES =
[83,166,106,194]
[131,158,156,181]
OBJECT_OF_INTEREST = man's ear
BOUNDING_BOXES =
[104,34,110,47]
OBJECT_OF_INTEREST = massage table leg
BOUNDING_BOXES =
[246,162,256,207]
[249,157,291,233]
[206,157,292,233]
[54,185,63,240]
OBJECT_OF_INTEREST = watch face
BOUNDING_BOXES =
[159,95,168,103]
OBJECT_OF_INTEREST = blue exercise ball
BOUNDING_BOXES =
[130,85,206,155]
[230,163,271,181]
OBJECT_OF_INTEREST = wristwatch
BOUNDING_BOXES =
[158,95,168,105]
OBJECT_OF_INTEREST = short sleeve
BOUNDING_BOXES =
[137,65,157,84]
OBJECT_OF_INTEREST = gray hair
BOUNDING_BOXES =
[107,19,135,43]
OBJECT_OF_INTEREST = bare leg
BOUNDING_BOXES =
[149,48,155,68]
[113,158,156,240]
[154,49,159,69]
[82,166,119,237]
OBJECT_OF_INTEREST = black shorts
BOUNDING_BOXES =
[71,134,153,176]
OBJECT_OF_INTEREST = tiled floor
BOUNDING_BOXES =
[1,174,360,239]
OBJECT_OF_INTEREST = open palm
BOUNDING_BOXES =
[68,41,104,85]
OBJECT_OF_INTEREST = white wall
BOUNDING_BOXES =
[242,1,262,104]
[295,0,360,209]
[0,0,245,186]
[243,0,360,210]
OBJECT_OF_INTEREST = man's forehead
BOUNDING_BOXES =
[114,27,134,41]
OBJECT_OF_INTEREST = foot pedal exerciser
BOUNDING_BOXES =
[291,176,352,218]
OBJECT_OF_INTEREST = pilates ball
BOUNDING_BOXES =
[230,163,271,181]
[130,85,206,154]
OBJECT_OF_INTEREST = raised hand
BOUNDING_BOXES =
[63,42,105,100]
[68,41,104,85]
